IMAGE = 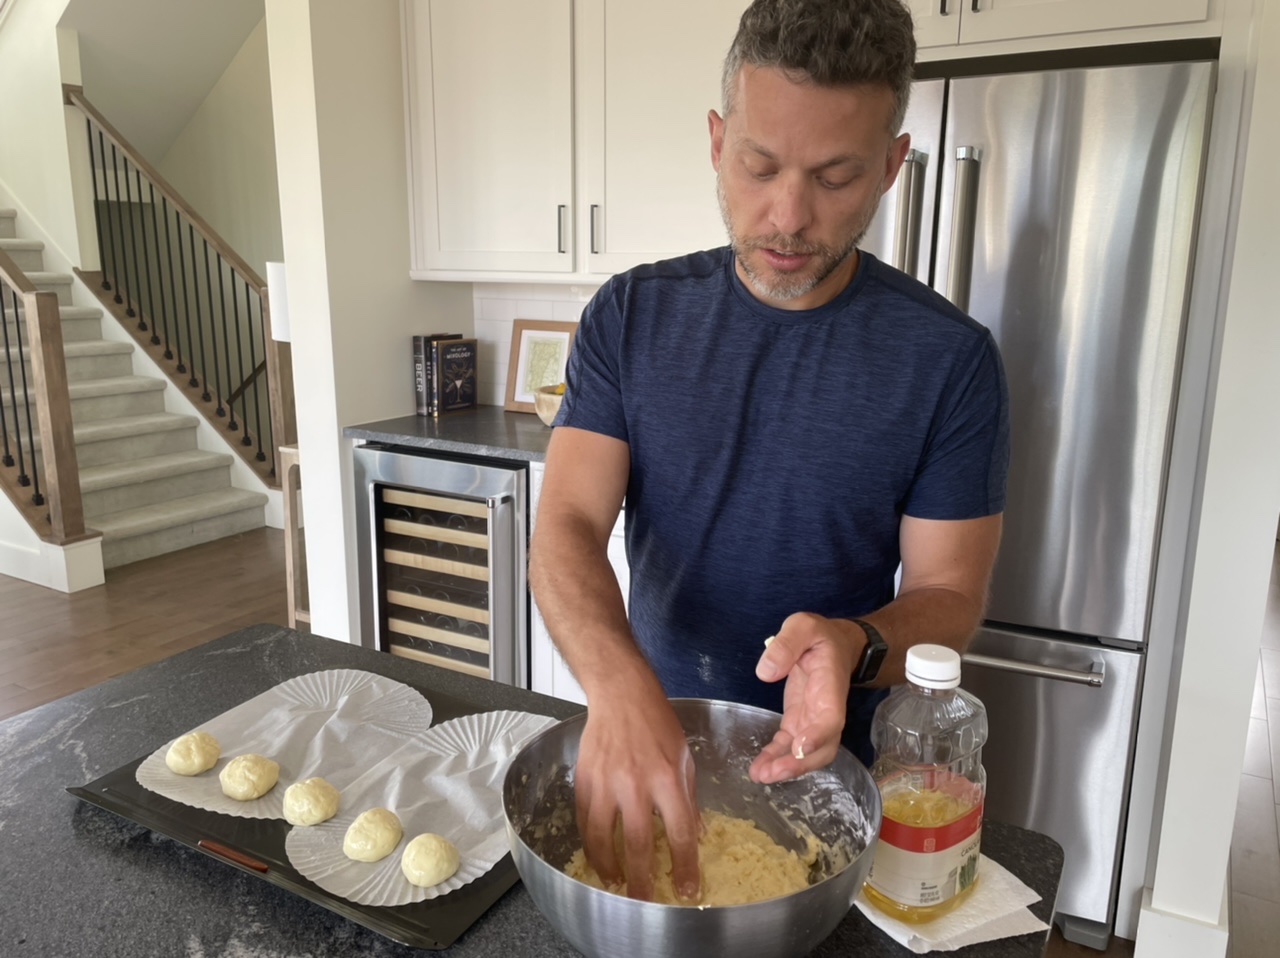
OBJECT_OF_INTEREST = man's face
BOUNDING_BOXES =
[710,66,909,310]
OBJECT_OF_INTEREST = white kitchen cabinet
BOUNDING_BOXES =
[577,0,742,275]
[403,0,575,273]
[912,0,1211,48]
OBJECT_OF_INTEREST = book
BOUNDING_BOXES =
[413,333,462,416]
[433,338,478,414]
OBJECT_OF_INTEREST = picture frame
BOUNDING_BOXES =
[504,319,577,413]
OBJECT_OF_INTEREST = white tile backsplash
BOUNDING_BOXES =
[472,282,599,406]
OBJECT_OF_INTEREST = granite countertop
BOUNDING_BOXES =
[345,407,552,462]
[0,625,1063,957]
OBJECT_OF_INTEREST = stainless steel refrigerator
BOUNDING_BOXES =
[861,60,1214,947]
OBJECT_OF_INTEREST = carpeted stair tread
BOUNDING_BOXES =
[5,339,133,359]
[90,488,268,539]
[69,412,198,443]
[65,375,167,398]
[78,450,233,493]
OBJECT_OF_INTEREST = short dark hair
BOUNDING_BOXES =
[722,0,916,133]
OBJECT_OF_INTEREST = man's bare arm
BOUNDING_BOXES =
[528,426,700,901]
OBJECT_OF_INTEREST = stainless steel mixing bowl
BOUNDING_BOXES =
[503,698,882,958]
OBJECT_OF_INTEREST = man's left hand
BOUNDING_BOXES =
[748,612,863,784]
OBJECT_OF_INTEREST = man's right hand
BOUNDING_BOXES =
[574,675,701,902]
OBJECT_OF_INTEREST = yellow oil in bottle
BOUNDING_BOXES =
[865,786,982,923]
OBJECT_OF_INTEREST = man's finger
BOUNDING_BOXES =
[748,728,794,782]
[658,753,702,901]
[582,794,622,886]
[756,620,818,682]
[621,803,656,901]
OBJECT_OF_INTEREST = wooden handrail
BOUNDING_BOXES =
[63,84,271,307]
[0,249,89,543]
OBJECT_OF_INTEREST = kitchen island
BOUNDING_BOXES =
[0,625,1062,956]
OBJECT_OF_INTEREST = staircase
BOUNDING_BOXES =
[1,207,267,568]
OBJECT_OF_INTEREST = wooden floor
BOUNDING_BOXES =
[0,528,289,721]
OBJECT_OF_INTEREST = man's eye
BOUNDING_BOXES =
[819,175,856,190]
[745,165,776,180]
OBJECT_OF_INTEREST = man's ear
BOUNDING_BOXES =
[709,109,726,172]
[880,132,912,194]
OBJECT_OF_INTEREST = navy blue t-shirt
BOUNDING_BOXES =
[555,247,1009,763]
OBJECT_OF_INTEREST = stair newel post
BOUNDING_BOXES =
[122,159,145,328]
[24,287,84,539]
[215,254,237,430]
[244,285,266,463]
[107,143,130,309]
[86,119,111,293]
[160,197,181,366]
[202,238,223,414]
[0,285,16,468]
[139,174,160,346]
[145,179,165,348]
[7,288,39,502]
[187,223,210,398]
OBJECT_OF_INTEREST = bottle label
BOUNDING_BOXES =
[868,800,983,907]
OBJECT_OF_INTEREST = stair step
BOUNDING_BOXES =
[29,411,199,467]
[4,305,103,342]
[81,450,235,518]
[0,209,15,240]
[23,271,74,306]
[3,338,133,384]
[66,375,166,421]
[93,487,268,569]
[0,238,44,272]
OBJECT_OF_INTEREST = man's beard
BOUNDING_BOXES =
[718,174,883,303]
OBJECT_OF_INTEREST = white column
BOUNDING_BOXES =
[1136,0,1280,954]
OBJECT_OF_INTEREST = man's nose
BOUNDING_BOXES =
[768,175,813,237]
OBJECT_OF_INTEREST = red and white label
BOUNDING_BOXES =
[867,802,983,908]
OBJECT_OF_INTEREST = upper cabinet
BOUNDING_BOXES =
[578,0,743,275]
[403,0,575,274]
[909,0,1211,48]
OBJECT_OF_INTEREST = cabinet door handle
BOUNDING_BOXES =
[971,0,980,11]
[590,204,600,255]
[556,205,567,254]
[940,0,948,14]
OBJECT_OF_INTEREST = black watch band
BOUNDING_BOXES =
[851,618,888,685]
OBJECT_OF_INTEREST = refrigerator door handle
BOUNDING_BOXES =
[963,652,1106,688]
[946,146,982,312]
[893,149,927,276]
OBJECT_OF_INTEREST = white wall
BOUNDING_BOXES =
[265,0,472,644]
[1135,0,1280,954]
[0,0,78,263]
[158,18,282,279]
[472,283,594,406]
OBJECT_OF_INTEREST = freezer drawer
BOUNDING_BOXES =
[960,628,1143,929]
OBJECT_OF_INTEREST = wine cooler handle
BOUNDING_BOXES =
[947,146,982,313]
[893,149,927,276]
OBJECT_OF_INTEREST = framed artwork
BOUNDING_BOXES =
[504,319,577,413]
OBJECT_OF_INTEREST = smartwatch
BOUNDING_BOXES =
[851,618,888,685]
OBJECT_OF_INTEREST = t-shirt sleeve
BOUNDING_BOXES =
[552,278,629,443]
[902,330,1010,520]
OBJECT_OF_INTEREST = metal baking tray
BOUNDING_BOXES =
[68,689,536,951]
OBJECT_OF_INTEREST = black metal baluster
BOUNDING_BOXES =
[108,143,130,309]
[85,120,111,292]
[244,285,266,463]
[122,158,144,326]
[194,229,213,403]
[231,280,254,449]
[215,255,236,428]
[0,287,15,467]
[181,223,203,390]
[162,198,184,370]
[136,167,158,343]
[147,184,170,353]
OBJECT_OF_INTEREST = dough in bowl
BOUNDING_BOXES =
[343,807,403,862]
[401,833,460,887]
[219,754,280,801]
[164,731,220,776]
[283,777,340,826]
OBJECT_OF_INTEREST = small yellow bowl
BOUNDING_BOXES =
[534,385,564,427]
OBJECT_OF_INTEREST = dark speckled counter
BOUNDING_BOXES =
[345,407,552,462]
[0,625,1062,956]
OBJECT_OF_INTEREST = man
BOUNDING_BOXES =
[528,0,1008,903]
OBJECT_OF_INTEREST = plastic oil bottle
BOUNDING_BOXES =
[864,644,988,922]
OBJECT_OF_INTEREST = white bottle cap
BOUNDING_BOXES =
[905,644,962,689]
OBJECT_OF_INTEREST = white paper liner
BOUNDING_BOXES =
[136,669,435,820]
[284,709,557,905]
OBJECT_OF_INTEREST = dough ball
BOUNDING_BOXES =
[164,731,220,776]
[343,807,403,862]
[401,833,460,887]
[283,777,340,826]
[219,754,280,801]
